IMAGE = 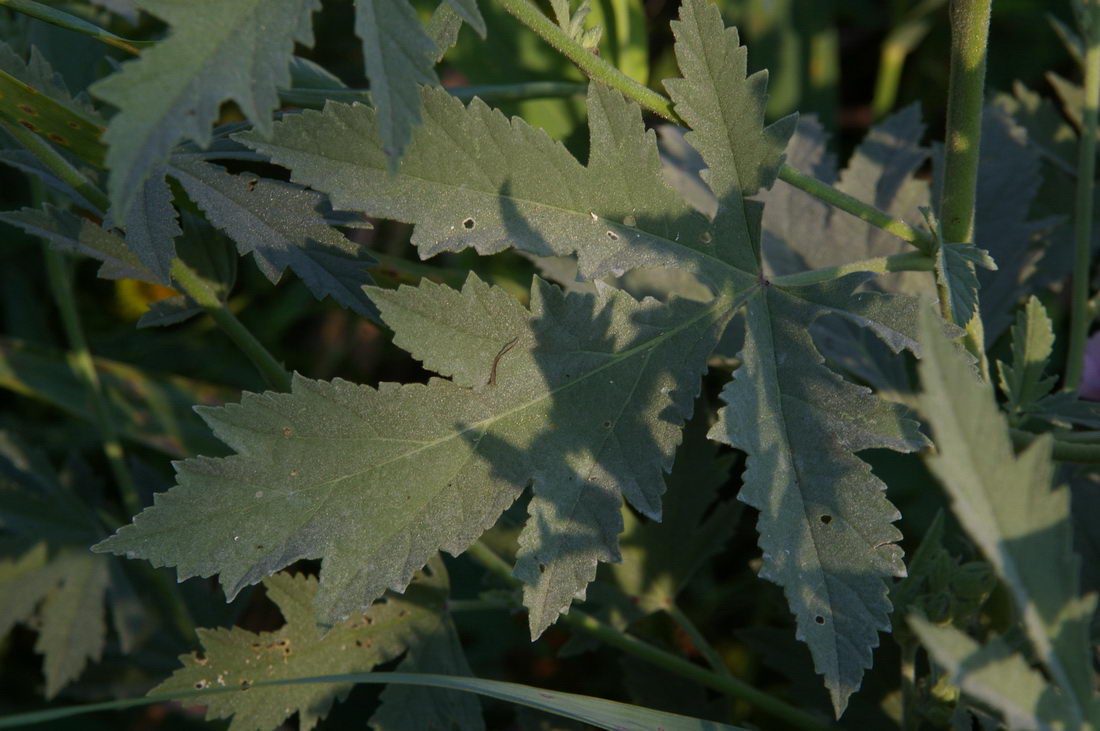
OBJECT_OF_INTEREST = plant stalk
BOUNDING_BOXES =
[665,601,732,678]
[0,117,292,393]
[493,0,936,256]
[1066,3,1100,391]
[771,252,934,287]
[168,260,293,392]
[42,248,141,518]
[464,541,834,731]
[940,0,992,378]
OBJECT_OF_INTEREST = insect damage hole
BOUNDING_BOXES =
[814,615,825,624]
[606,230,619,241]
[819,514,832,525]
[462,217,475,230]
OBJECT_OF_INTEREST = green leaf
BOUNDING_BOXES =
[663,0,795,238]
[916,307,1098,722]
[166,157,378,318]
[997,296,1058,419]
[0,671,747,731]
[120,165,180,284]
[91,0,320,218]
[233,1,928,705]
[156,558,481,731]
[0,42,107,168]
[96,275,733,635]
[236,83,745,291]
[0,435,123,698]
[606,411,739,615]
[708,275,928,716]
[0,204,156,282]
[908,617,1071,731]
[355,0,440,165]
[761,107,930,292]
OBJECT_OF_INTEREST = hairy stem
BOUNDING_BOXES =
[493,0,935,256]
[0,0,147,55]
[1066,3,1100,390]
[494,0,678,120]
[169,260,293,392]
[940,0,992,378]
[464,541,834,731]
[775,166,935,252]
[771,252,934,287]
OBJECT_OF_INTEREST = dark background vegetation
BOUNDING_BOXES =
[0,0,1081,728]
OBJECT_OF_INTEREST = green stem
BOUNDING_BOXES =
[1010,429,1100,464]
[464,541,834,731]
[279,81,588,110]
[771,252,934,287]
[494,0,677,121]
[43,248,141,517]
[1066,6,1100,391]
[0,118,108,214]
[940,0,992,379]
[494,0,937,257]
[775,165,935,253]
[3,117,290,393]
[0,0,148,55]
[168,260,293,392]
[664,602,732,678]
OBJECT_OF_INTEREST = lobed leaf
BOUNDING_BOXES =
[916,307,1099,723]
[91,0,320,218]
[156,558,482,731]
[167,158,378,318]
[97,274,733,634]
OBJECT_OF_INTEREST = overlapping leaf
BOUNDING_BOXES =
[91,0,320,218]
[167,158,378,317]
[97,274,733,635]
[156,558,481,731]
[914,307,1100,727]
[0,435,135,697]
[106,0,934,709]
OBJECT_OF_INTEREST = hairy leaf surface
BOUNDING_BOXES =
[156,558,482,731]
[91,0,319,218]
[214,0,925,702]
[167,158,378,317]
[237,83,749,291]
[97,275,732,633]
[917,308,1099,723]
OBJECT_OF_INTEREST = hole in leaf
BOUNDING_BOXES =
[606,230,619,240]
[815,615,825,624]
[462,217,475,229]
[602,421,611,428]
[819,515,832,525]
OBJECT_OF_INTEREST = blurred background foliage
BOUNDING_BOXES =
[0,0,1088,729]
